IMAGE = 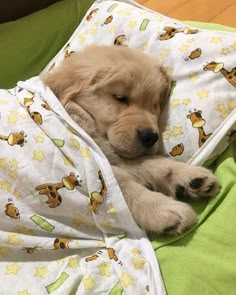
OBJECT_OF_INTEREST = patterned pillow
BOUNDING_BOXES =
[43,0,236,166]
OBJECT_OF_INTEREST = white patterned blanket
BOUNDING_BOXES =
[0,77,165,295]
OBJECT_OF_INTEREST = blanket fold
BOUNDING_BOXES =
[0,77,165,295]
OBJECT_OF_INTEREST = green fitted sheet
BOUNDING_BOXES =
[0,0,95,88]
[151,141,236,295]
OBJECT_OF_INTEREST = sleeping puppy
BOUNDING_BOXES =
[43,45,220,234]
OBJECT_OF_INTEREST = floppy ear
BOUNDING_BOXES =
[43,54,112,105]
[42,58,89,105]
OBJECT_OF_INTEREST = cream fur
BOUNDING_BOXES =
[43,45,220,234]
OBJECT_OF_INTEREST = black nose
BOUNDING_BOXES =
[138,129,159,148]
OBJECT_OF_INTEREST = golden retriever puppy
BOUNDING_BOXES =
[44,45,220,234]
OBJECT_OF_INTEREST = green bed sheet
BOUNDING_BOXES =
[0,0,95,88]
[151,141,236,295]
[0,0,235,294]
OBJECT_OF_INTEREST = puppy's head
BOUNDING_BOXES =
[44,45,170,159]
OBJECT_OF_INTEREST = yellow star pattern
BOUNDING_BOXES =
[90,23,99,35]
[73,214,83,227]
[68,257,80,268]
[228,101,236,109]
[210,36,222,44]
[17,290,31,295]
[216,102,235,119]
[187,38,195,43]
[0,99,7,105]
[34,136,45,143]
[133,257,146,269]
[182,98,191,106]
[128,19,137,27]
[231,42,236,51]
[165,67,174,77]
[71,138,80,150]
[172,127,183,137]
[78,33,86,44]
[7,233,21,245]
[34,266,48,278]
[139,42,149,52]
[220,112,229,119]
[13,190,22,199]
[98,262,111,276]
[216,104,225,112]
[159,48,169,57]
[163,132,171,141]
[8,110,18,125]
[0,180,12,192]
[33,150,45,161]
[221,48,230,55]
[0,158,7,168]
[8,169,17,179]
[56,258,65,264]
[107,204,117,214]
[131,248,141,256]
[83,275,96,290]
[81,147,90,159]
[189,73,199,82]
[0,246,10,257]
[13,225,34,235]
[170,99,180,108]
[179,44,189,52]
[197,89,209,100]
[119,272,134,288]
[6,263,21,275]
[108,26,116,33]
[9,158,19,168]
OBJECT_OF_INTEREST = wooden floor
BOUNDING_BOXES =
[136,0,236,28]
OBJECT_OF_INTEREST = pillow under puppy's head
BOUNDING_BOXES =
[43,0,236,166]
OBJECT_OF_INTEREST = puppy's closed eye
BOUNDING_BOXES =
[113,95,129,104]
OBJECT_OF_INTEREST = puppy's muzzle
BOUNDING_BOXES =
[138,128,159,148]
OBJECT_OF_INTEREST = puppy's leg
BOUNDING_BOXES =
[113,166,197,234]
[119,156,220,201]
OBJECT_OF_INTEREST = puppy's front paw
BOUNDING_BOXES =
[158,201,197,235]
[173,165,220,201]
[135,197,197,235]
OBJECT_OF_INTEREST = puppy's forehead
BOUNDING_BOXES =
[127,71,162,103]
[93,46,165,104]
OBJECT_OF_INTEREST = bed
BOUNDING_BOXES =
[0,0,235,294]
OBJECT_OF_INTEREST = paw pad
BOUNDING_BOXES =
[190,178,204,189]
[176,185,190,201]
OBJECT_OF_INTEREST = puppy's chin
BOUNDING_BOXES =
[115,146,159,159]
[109,138,159,159]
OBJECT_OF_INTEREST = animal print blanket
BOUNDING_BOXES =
[0,77,165,295]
